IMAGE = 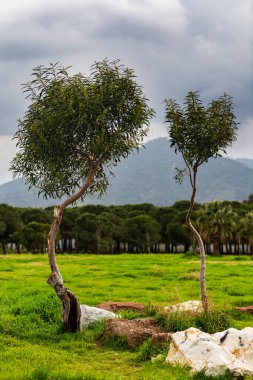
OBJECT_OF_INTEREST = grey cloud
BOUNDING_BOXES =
[0,0,252,140]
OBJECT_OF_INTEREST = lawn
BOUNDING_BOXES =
[0,253,253,380]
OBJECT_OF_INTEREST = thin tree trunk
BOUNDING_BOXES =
[186,167,208,312]
[213,238,221,256]
[47,160,100,332]
[16,242,21,254]
[1,241,6,254]
[146,233,150,253]
[96,229,101,254]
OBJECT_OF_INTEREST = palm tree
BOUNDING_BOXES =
[238,211,253,254]
[197,201,237,256]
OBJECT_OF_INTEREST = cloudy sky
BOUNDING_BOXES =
[0,0,252,184]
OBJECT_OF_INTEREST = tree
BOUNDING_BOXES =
[76,213,97,253]
[164,91,237,311]
[244,193,253,204]
[94,212,114,254]
[20,208,51,225]
[238,211,253,254]
[166,222,191,253]
[197,201,236,256]
[21,221,50,253]
[0,204,22,254]
[60,208,79,252]
[76,212,114,254]
[10,59,154,331]
[123,214,161,253]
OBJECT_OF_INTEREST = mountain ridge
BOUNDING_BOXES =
[1,138,253,207]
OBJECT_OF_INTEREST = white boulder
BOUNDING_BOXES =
[166,327,253,377]
[80,304,118,329]
[164,300,203,314]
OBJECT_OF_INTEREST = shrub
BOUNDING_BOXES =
[156,308,233,334]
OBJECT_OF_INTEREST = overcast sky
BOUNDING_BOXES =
[0,0,252,184]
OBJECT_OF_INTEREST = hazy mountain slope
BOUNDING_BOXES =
[1,138,253,207]
[235,158,253,171]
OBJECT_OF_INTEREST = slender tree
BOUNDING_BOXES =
[11,59,154,331]
[164,91,237,311]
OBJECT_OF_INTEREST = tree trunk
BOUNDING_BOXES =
[184,242,190,253]
[47,160,100,332]
[1,241,6,254]
[186,167,208,312]
[146,233,150,253]
[15,242,21,254]
[212,237,221,256]
[96,229,101,254]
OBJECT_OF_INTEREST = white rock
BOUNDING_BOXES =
[80,304,118,329]
[166,327,253,377]
[164,300,203,314]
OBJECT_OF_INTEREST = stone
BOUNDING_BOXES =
[96,301,145,313]
[166,327,253,377]
[80,304,118,329]
[164,300,203,314]
[100,318,171,349]
[236,306,253,315]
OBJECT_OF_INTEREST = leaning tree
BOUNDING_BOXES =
[11,59,154,331]
[164,91,238,311]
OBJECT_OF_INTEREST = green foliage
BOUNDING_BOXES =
[20,208,51,224]
[0,204,22,253]
[164,91,238,171]
[137,338,167,362]
[196,201,237,255]
[76,212,115,253]
[156,308,233,334]
[192,370,238,380]
[11,60,154,199]
[1,200,253,254]
[101,334,130,351]
[166,222,191,249]
[123,214,161,252]
[20,221,50,253]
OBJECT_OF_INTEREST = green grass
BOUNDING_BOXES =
[0,253,253,379]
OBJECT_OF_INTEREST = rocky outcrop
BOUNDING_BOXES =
[166,327,253,377]
[100,318,171,349]
[164,300,203,314]
[96,301,145,313]
[80,305,118,329]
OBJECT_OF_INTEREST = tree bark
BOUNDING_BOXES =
[212,237,221,256]
[47,160,100,332]
[186,168,208,312]
[1,241,6,254]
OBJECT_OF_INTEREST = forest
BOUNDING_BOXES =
[1,196,253,256]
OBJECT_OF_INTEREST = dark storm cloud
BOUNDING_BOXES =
[0,0,252,163]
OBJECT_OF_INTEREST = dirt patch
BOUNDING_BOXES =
[236,306,253,315]
[97,301,145,313]
[100,318,171,349]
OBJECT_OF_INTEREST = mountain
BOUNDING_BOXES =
[1,138,253,207]
[235,158,253,171]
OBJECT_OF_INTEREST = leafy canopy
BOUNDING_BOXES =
[11,60,154,199]
[164,91,238,182]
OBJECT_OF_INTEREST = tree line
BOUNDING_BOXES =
[1,198,252,256]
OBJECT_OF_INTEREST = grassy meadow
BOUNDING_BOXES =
[0,253,253,380]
